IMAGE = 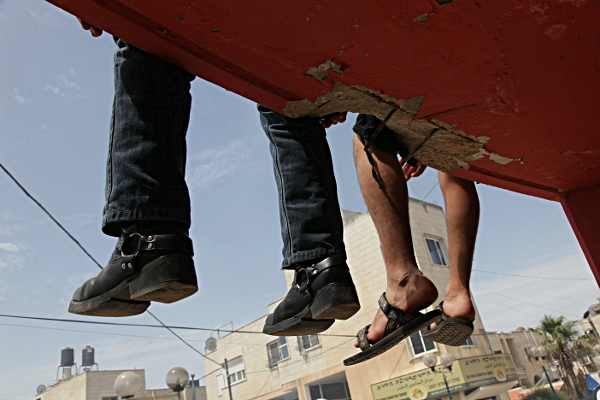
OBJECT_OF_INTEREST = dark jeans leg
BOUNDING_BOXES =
[258,105,345,268]
[103,39,196,236]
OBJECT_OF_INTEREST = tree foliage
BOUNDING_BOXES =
[521,388,571,400]
[533,315,593,399]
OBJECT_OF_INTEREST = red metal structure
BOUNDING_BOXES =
[46,0,600,283]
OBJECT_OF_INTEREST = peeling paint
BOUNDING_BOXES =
[284,81,515,171]
[414,14,428,23]
[304,59,344,82]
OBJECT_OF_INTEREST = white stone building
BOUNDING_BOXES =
[202,200,521,400]
[34,368,206,400]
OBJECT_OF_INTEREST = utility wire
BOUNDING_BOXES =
[0,313,354,338]
[472,285,582,319]
[0,322,204,342]
[472,268,594,281]
[0,161,103,269]
[0,161,223,365]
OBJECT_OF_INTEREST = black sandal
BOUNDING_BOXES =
[344,293,441,366]
[422,301,474,346]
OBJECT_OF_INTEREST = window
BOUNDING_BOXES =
[298,334,320,351]
[101,397,117,400]
[409,328,436,356]
[309,382,351,400]
[425,238,447,266]
[216,356,246,395]
[462,336,475,346]
[267,337,290,367]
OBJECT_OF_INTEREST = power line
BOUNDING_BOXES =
[472,268,594,281]
[0,322,204,342]
[0,161,103,269]
[0,161,222,366]
[471,285,582,319]
[0,313,354,338]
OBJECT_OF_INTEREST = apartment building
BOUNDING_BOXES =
[202,200,521,400]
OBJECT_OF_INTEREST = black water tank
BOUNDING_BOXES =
[82,346,95,366]
[60,347,74,367]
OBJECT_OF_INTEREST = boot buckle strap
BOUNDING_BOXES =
[293,266,317,296]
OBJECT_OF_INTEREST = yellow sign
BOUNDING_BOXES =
[371,354,517,400]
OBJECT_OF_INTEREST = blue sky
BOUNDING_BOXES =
[0,1,597,399]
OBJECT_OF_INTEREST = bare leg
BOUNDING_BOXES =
[353,135,438,345]
[437,172,478,321]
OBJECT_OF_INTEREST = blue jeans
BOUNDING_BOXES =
[103,38,195,236]
[258,106,345,268]
[103,40,345,268]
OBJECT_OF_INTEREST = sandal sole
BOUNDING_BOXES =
[344,310,442,366]
[422,318,474,346]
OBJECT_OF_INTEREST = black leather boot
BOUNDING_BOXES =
[263,255,360,336]
[69,231,197,317]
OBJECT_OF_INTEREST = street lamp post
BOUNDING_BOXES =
[528,346,559,400]
[114,367,190,400]
[190,373,196,400]
[423,353,456,400]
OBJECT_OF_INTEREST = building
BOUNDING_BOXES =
[202,200,522,400]
[34,347,206,400]
[486,329,546,387]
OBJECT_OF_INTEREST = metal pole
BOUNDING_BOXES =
[541,365,560,400]
[224,358,234,400]
[191,373,196,400]
[442,373,453,400]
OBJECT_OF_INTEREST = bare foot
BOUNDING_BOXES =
[354,269,438,348]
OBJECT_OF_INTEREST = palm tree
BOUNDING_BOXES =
[534,315,584,399]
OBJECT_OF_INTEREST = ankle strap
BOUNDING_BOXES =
[293,255,347,294]
[118,233,194,256]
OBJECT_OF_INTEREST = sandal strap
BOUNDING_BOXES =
[378,293,418,336]
[357,325,372,351]
[293,254,347,295]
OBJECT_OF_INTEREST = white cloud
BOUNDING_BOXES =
[0,242,19,252]
[6,88,31,105]
[187,139,260,193]
[43,83,60,96]
[43,71,83,99]
[58,73,80,90]
[27,7,65,29]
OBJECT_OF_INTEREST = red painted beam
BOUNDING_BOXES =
[561,184,600,285]
[44,0,599,201]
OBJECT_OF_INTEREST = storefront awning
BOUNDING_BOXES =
[465,380,519,400]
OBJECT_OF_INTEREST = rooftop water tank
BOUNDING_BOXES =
[60,347,74,367]
[82,346,95,366]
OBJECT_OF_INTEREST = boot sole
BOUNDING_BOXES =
[68,296,149,317]
[262,281,359,336]
[262,302,335,336]
[68,254,197,317]
[129,254,198,303]
[311,281,360,320]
